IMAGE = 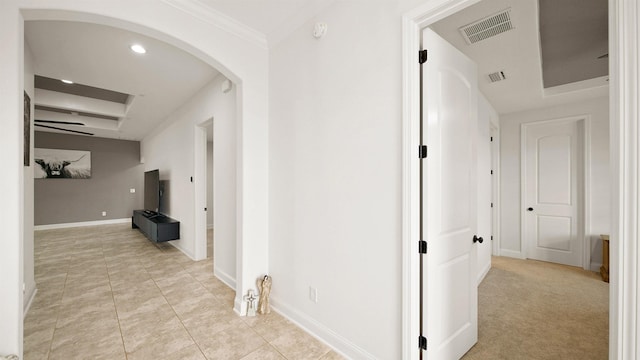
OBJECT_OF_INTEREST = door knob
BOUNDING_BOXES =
[473,235,484,244]
[527,207,534,211]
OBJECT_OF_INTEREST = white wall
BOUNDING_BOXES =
[23,38,36,313]
[141,75,236,283]
[500,96,610,268]
[0,0,24,356]
[268,1,423,358]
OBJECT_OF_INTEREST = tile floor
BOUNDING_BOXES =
[24,224,345,360]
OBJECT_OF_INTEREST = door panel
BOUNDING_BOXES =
[422,28,478,360]
[524,120,581,267]
[538,135,572,204]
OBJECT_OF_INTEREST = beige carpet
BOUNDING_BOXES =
[462,256,609,360]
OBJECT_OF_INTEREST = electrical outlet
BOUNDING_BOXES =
[130,188,135,193]
[309,287,318,303]
[102,211,107,217]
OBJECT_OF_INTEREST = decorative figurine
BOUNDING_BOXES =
[258,275,272,315]
[244,289,258,317]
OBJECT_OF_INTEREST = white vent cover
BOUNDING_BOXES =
[459,8,514,45]
[488,71,507,83]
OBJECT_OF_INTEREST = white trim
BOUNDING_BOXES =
[499,249,525,259]
[168,241,196,261]
[609,1,637,358]
[400,10,421,360]
[582,119,592,271]
[520,116,590,269]
[194,118,212,261]
[477,262,491,285]
[23,288,37,318]
[491,124,501,257]
[33,218,130,231]
[270,297,376,360]
[213,267,236,289]
[160,0,267,50]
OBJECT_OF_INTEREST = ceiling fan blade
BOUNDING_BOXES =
[35,119,85,126]
[35,124,94,136]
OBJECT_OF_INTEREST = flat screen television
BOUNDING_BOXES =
[144,169,160,214]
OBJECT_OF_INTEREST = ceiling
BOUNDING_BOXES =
[197,0,337,44]
[25,0,609,141]
[431,0,609,114]
[25,20,219,141]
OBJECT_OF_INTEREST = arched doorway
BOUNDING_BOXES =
[0,1,269,356]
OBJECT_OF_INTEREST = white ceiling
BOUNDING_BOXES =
[25,0,610,142]
[197,0,337,44]
[431,0,609,115]
[25,20,219,140]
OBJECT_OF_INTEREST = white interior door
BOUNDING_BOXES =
[422,28,478,360]
[523,119,582,267]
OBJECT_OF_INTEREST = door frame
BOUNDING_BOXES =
[490,124,501,256]
[520,116,590,270]
[401,1,636,359]
[194,117,214,261]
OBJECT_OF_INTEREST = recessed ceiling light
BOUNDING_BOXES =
[130,44,146,54]
[61,79,73,84]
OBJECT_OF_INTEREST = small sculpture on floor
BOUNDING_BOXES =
[244,289,258,316]
[258,275,272,315]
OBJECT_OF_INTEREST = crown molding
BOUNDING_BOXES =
[161,0,268,49]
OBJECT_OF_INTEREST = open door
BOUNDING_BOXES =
[421,28,478,359]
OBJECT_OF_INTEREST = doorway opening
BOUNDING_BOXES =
[195,118,214,261]
[401,0,627,359]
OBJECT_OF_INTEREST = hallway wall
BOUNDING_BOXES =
[268,1,424,358]
[141,75,237,280]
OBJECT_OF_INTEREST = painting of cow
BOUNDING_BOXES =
[34,148,91,179]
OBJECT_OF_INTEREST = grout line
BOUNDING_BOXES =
[28,225,336,360]
[46,235,73,360]
[102,235,129,359]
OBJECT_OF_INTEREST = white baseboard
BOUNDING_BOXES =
[270,297,377,360]
[214,267,236,289]
[34,218,130,231]
[168,241,196,261]
[500,249,525,259]
[590,262,603,273]
[477,262,491,285]
[24,288,37,318]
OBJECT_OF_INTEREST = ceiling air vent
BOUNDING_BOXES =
[488,71,507,83]
[459,8,514,45]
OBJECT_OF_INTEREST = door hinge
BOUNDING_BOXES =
[419,240,427,254]
[419,50,428,64]
[419,145,428,159]
[491,202,494,208]
[490,170,494,175]
[491,235,494,240]
[419,335,428,350]
[490,136,493,142]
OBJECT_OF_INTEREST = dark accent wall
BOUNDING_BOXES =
[34,132,143,225]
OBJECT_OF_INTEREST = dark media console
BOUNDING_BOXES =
[132,210,180,242]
